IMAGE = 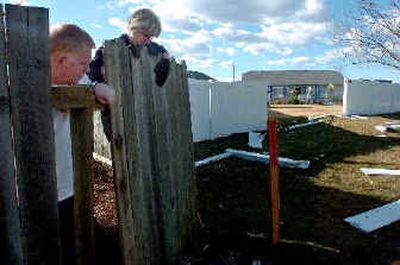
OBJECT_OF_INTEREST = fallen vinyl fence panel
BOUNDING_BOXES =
[226,149,310,169]
[195,153,233,168]
[344,199,400,233]
[195,149,310,169]
[361,168,400,176]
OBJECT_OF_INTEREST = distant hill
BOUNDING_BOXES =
[187,70,216,81]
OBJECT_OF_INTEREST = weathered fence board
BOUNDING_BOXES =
[105,39,196,265]
[71,108,95,265]
[104,39,139,265]
[176,61,196,250]
[0,4,23,265]
[6,4,61,265]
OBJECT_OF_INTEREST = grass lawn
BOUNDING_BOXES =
[194,113,400,265]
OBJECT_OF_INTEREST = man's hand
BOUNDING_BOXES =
[93,83,115,105]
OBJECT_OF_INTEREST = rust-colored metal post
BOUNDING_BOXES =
[268,117,280,245]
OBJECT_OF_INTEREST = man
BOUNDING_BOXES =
[50,23,114,265]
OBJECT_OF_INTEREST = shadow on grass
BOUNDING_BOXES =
[194,113,400,176]
[193,113,400,265]
[195,158,400,265]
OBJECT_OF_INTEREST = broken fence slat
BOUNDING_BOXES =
[284,120,321,132]
[375,124,400,133]
[195,152,233,168]
[93,152,112,166]
[225,148,310,169]
[361,168,400,176]
[350,115,369,120]
[308,113,337,121]
[344,199,400,233]
[248,131,265,149]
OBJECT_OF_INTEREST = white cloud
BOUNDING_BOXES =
[266,59,287,66]
[104,0,332,71]
[258,22,330,46]
[106,0,326,23]
[102,0,152,10]
[226,47,235,56]
[241,43,293,56]
[108,17,126,32]
[162,17,203,34]
[315,47,348,64]
[265,47,346,67]
[295,0,326,19]
[213,24,234,37]
[266,57,314,66]
[219,60,234,69]
[292,56,313,64]
[12,0,29,5]
[91,23,103,29]
[305,0,324,14]
[182,0,304,23]
[217,47,235,56]
[162,29,212,57]
[183,55,216,70]
[116,0,139,6]
[210,19,329,58]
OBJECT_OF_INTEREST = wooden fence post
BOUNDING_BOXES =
[0,4,23,265]
[6,4,61,264]
[105,39,196,265]
[52,85,103,265]
[70,108,95,265]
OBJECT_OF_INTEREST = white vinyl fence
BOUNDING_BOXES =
[94,79,268,158]
[189,79,268,142]
[343,79,400,116]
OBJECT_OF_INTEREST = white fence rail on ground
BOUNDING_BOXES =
[343,79,400,116]
[189,80,268,142]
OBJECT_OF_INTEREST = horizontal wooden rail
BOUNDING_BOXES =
[51,85,104,110]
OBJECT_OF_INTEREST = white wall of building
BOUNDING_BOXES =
[189,80,268,141]
[343,79,400,116]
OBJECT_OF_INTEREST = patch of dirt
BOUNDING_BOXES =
[269,104,342,118]
[93,160,118,233]
[93,160,120,265]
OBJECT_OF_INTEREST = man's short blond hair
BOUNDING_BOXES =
[50,24,95,55]
[127,8,161,37]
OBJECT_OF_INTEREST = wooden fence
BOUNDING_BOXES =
[105,38,196,265]
[0,4,196,265]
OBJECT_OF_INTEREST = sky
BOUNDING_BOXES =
[4,0,400,82]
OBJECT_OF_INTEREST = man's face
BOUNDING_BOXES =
[52,47,91,85]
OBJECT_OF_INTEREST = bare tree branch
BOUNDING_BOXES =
[336,0,400,70]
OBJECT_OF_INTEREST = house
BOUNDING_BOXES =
[242,70,344,104]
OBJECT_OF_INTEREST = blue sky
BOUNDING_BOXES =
[5,0,400,82]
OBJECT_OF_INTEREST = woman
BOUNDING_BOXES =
[89,8,170,141]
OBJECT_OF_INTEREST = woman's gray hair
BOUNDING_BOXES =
[127,8,162,37]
